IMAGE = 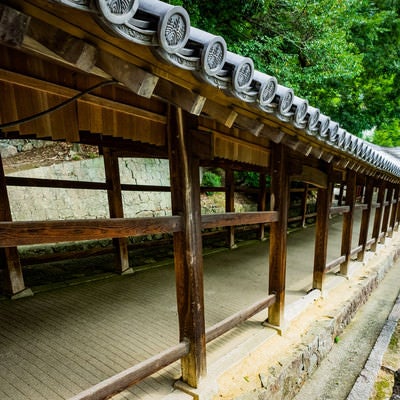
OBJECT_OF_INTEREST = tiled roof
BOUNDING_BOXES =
[53,0,400,177]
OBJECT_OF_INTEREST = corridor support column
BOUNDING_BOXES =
[268,143,289,327]
[0,153,31,298]
[313,166,333,290]
[168,106,206,388]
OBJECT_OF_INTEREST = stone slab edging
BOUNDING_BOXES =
[347,294,400,400]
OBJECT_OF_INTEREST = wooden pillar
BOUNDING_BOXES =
[103,147,131,274]
[340,169,357,275]
[301,184,309,227]
[268,143,289,327]
[357,178,374,261]
[389,186,400,236]
[337,182,345,206]
[371,182,386,252]
[313,168,333,290]
[0,153,29,298]
[225,168,236,249]
[380,185,393,244]
[168,106,206,387]
[258,172,267,241]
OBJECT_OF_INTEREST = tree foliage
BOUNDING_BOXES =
[169,0,400,144]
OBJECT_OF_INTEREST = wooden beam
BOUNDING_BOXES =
[0,69,167,124]
[389,186,400,236]
[357,178,374,262]
[201,211,278,229]
[155,79,206,116]
[27,17,97,72]
[313,166,333,290]
[97,51,158,98]
[103,147,131,274]
[380,186,393,243]
[340,169,357,275]
[291,165,328,189]
[258,126,285,144]
[371,182,386,252]
[0,217,182,247]
[258,172,268,240]
[225,168,236,249]
[0,152,26,297]
[234,114,264,136]
[0,4,30,47]
[268,143,289,327]
[168,106,206,387]
[202,100,238,128]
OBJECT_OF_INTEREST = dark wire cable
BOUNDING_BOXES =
[0,79,117,131]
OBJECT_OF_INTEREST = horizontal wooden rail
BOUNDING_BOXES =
[69,340,189,400]
[6,176,107,190]
[372,203,381,209]
[329,206,350,215]
[205,294,276,343]
[366,238,376,247]
[201,211,278,229]
[350,245,363,258]
[354,204,368,210]
[120,184,171,192]
[0,216,182,247]
[5,176,172,193]
[288,212,317,222]
[325,255,346,272]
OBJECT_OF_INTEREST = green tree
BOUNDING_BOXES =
[171,0,400,141]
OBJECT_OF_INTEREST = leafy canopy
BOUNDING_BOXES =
[169,0,400,145]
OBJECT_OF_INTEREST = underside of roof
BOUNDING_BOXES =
[1,0,400,179]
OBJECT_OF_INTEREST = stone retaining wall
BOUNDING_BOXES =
[7,156,172,221]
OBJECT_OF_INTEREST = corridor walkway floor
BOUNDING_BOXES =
[0,213,393,399]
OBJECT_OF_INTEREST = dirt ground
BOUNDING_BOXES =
[2,142,99,174]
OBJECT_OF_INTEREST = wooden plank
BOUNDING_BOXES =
[155,79,206,116]
[258,126,285,143]
[205,294,276,343]
[291,165,328,189]
[357,178,374,262]
[326,255,346,272]
[268,143,289,327]
[168,106,206,387]
[0,216,182,247]
[0,4,30,47]
[69,341,189,400]
[330,205,350,215]
[103,148,130,274]
[0,69,166,123]
[340,169,357,275]
[27,17,97,72]
[201,212,278,229]
[202,100,238,128]
[0,152,26,296]
[313,167,333,290]
[5,176,107,190]
[97,50,158,98]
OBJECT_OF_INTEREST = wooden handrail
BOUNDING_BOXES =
[329,206,350,215]
[325,255,346,272]
[68,340,189,400]
[0,216,182,247]
[201,211,278,229]
[205,294,276,343]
